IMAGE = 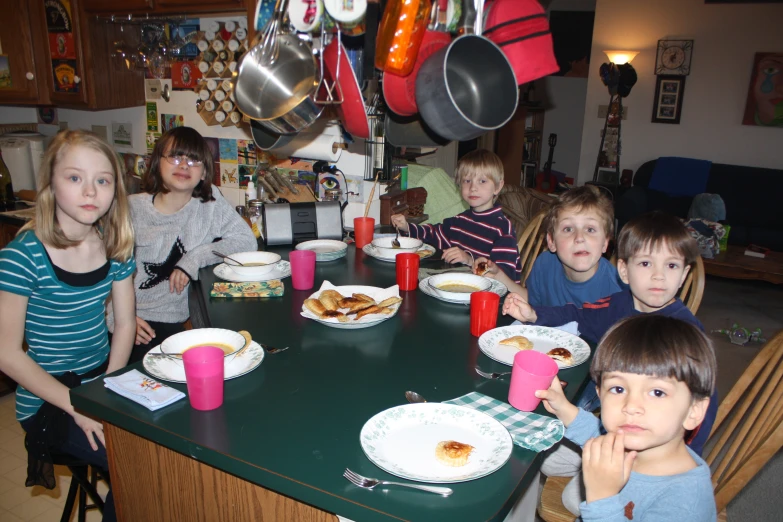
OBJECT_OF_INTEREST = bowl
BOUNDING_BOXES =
[160,328,247,358]
[427,272,492,303]
[371,236,424,256]
[224,251,281,277]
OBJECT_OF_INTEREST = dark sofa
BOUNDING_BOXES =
[616,159,783,252]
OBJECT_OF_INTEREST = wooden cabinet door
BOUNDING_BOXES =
[0,0,43,104]
[83,0,154,13]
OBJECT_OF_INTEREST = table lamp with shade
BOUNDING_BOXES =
[593,50,639,184]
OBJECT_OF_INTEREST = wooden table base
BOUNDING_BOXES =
[702,246,783,284]
[105,424,338,522]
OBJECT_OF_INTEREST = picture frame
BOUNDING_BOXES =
[652,75,686,124]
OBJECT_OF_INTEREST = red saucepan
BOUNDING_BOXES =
[383,0,451,117]
[322,38,370,139]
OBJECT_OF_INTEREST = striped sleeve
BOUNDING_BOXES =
[490,233,522,284]
[408,220,454,251]
[112,256,136,281]
[0,234,38,297]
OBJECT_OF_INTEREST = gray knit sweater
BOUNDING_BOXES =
[108,186,256,328]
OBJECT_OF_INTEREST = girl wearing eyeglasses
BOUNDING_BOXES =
[107,127,256,364]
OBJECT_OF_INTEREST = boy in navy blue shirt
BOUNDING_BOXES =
[391,149,522,283]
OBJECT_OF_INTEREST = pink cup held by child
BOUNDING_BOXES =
[508,350,559,412]
[182,346,225,411]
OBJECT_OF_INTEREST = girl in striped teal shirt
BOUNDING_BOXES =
[0,130,136,521]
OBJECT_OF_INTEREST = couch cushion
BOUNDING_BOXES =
[648,157,711,197]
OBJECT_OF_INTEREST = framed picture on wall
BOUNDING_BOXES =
[652,75,686,124]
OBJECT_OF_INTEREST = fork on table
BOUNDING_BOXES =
[343,468,453,496]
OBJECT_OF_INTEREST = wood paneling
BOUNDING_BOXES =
[105,423,339,522]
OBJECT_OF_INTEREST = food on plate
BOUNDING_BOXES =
[547,347,573,365]
[319,290,343,311]
[304,298,327,316]
[377,296,402,308]
[339,297,375,313]
[353,293,375,303]
[415,250,430,258]
[238,330,252,348]
[437,282,481,293]
[475,261,489,276]
[322,310,349,322]
[499,335,534,351]
[355,305,383,319]
[435,440,474,467]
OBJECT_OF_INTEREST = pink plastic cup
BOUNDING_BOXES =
[508,350,559,412]
[182,346,225,411]
[353,217,375,249]
[289,250,316,290]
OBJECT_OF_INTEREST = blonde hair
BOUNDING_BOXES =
[20,130,134,262]
[546,185,615,239]
[455,149,505,186]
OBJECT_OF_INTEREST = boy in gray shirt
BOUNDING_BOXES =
[535,315,717,521]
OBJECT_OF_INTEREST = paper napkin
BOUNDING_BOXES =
[104,369,185,411]
[211,280,285,298]
[445,392,564,452]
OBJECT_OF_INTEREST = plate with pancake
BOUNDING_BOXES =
[142,342,265,383]
[300,281,403,329]
[360,403,512,483]
[478,325,590,369]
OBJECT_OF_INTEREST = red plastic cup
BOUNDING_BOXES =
[396,252,420,291]
[289,250,316,290]
[470,291,500,337]
[182,346,225,411]
[508,350,559,412]
[353,217,375,249]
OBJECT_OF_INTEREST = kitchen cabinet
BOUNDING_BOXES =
[0,0,145,110]
[84,0,245,15]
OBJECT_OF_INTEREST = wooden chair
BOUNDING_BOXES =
[538,329,783,522]
[517,209,549,286]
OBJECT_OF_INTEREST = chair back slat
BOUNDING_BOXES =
[518,210,548,286]
[679,255,705,314]
[705,330,783,512]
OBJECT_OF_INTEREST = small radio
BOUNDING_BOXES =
[262,201,343,245]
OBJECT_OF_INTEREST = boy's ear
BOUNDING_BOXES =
[678,263,691,289]
[494,179,504,195]
[684,396,709,431]
[617,259,630,284]
[601,237,610,254]
[546,232,557,252]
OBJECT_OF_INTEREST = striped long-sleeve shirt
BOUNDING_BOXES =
[0,230,135,421]
[407,205,522,283]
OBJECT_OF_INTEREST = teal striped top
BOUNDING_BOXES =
[0,230,135,421]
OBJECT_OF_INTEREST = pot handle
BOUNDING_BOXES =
[475,0,484,36]
[314,28,345,105]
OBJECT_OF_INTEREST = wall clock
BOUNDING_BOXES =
[655,40,694,76]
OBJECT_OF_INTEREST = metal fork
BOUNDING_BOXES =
[475,367,511,380]
[261,343,289,354]
[343,469,453,496]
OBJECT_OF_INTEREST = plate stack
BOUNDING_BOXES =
[295,240,348,262]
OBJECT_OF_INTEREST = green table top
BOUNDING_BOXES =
[71,245,592,522]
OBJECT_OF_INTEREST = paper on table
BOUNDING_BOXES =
[300,280,401,324]
[104,369,185,411]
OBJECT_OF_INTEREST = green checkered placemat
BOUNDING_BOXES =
[444,392,564,452]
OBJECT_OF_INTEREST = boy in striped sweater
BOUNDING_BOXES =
[391,149,522,283]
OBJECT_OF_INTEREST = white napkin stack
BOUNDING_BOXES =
[104,369,186,411]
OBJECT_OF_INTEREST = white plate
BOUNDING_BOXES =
[296,240,348,261]
[419,275,508,304]
[478,325,591,369]
[362,243,436,262]
[360,403,512,483]
[142,342,265,383]
[300,282,401,329]
[213,260,291,282]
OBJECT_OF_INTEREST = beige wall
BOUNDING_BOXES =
[575,0,783,184]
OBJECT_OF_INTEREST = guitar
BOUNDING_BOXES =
[536,133,558,193]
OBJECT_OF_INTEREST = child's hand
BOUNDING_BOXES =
[170,268,190,295]
[390,214,409,233]
[135,317,156,346]
[535,376,578,426]
[472,257,499,278]
[443,247,472,265]
[73,411,106,451]
[583,431,637,504]
[502,293,537,323]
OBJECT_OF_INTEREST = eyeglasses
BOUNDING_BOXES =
[164,155,204,168]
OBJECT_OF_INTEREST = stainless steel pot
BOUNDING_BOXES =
[415,34,518,142]
[384,113,450,148]
[249,119,297,150]
[234,33,324,135]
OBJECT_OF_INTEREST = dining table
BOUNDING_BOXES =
[70,243,593,522]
